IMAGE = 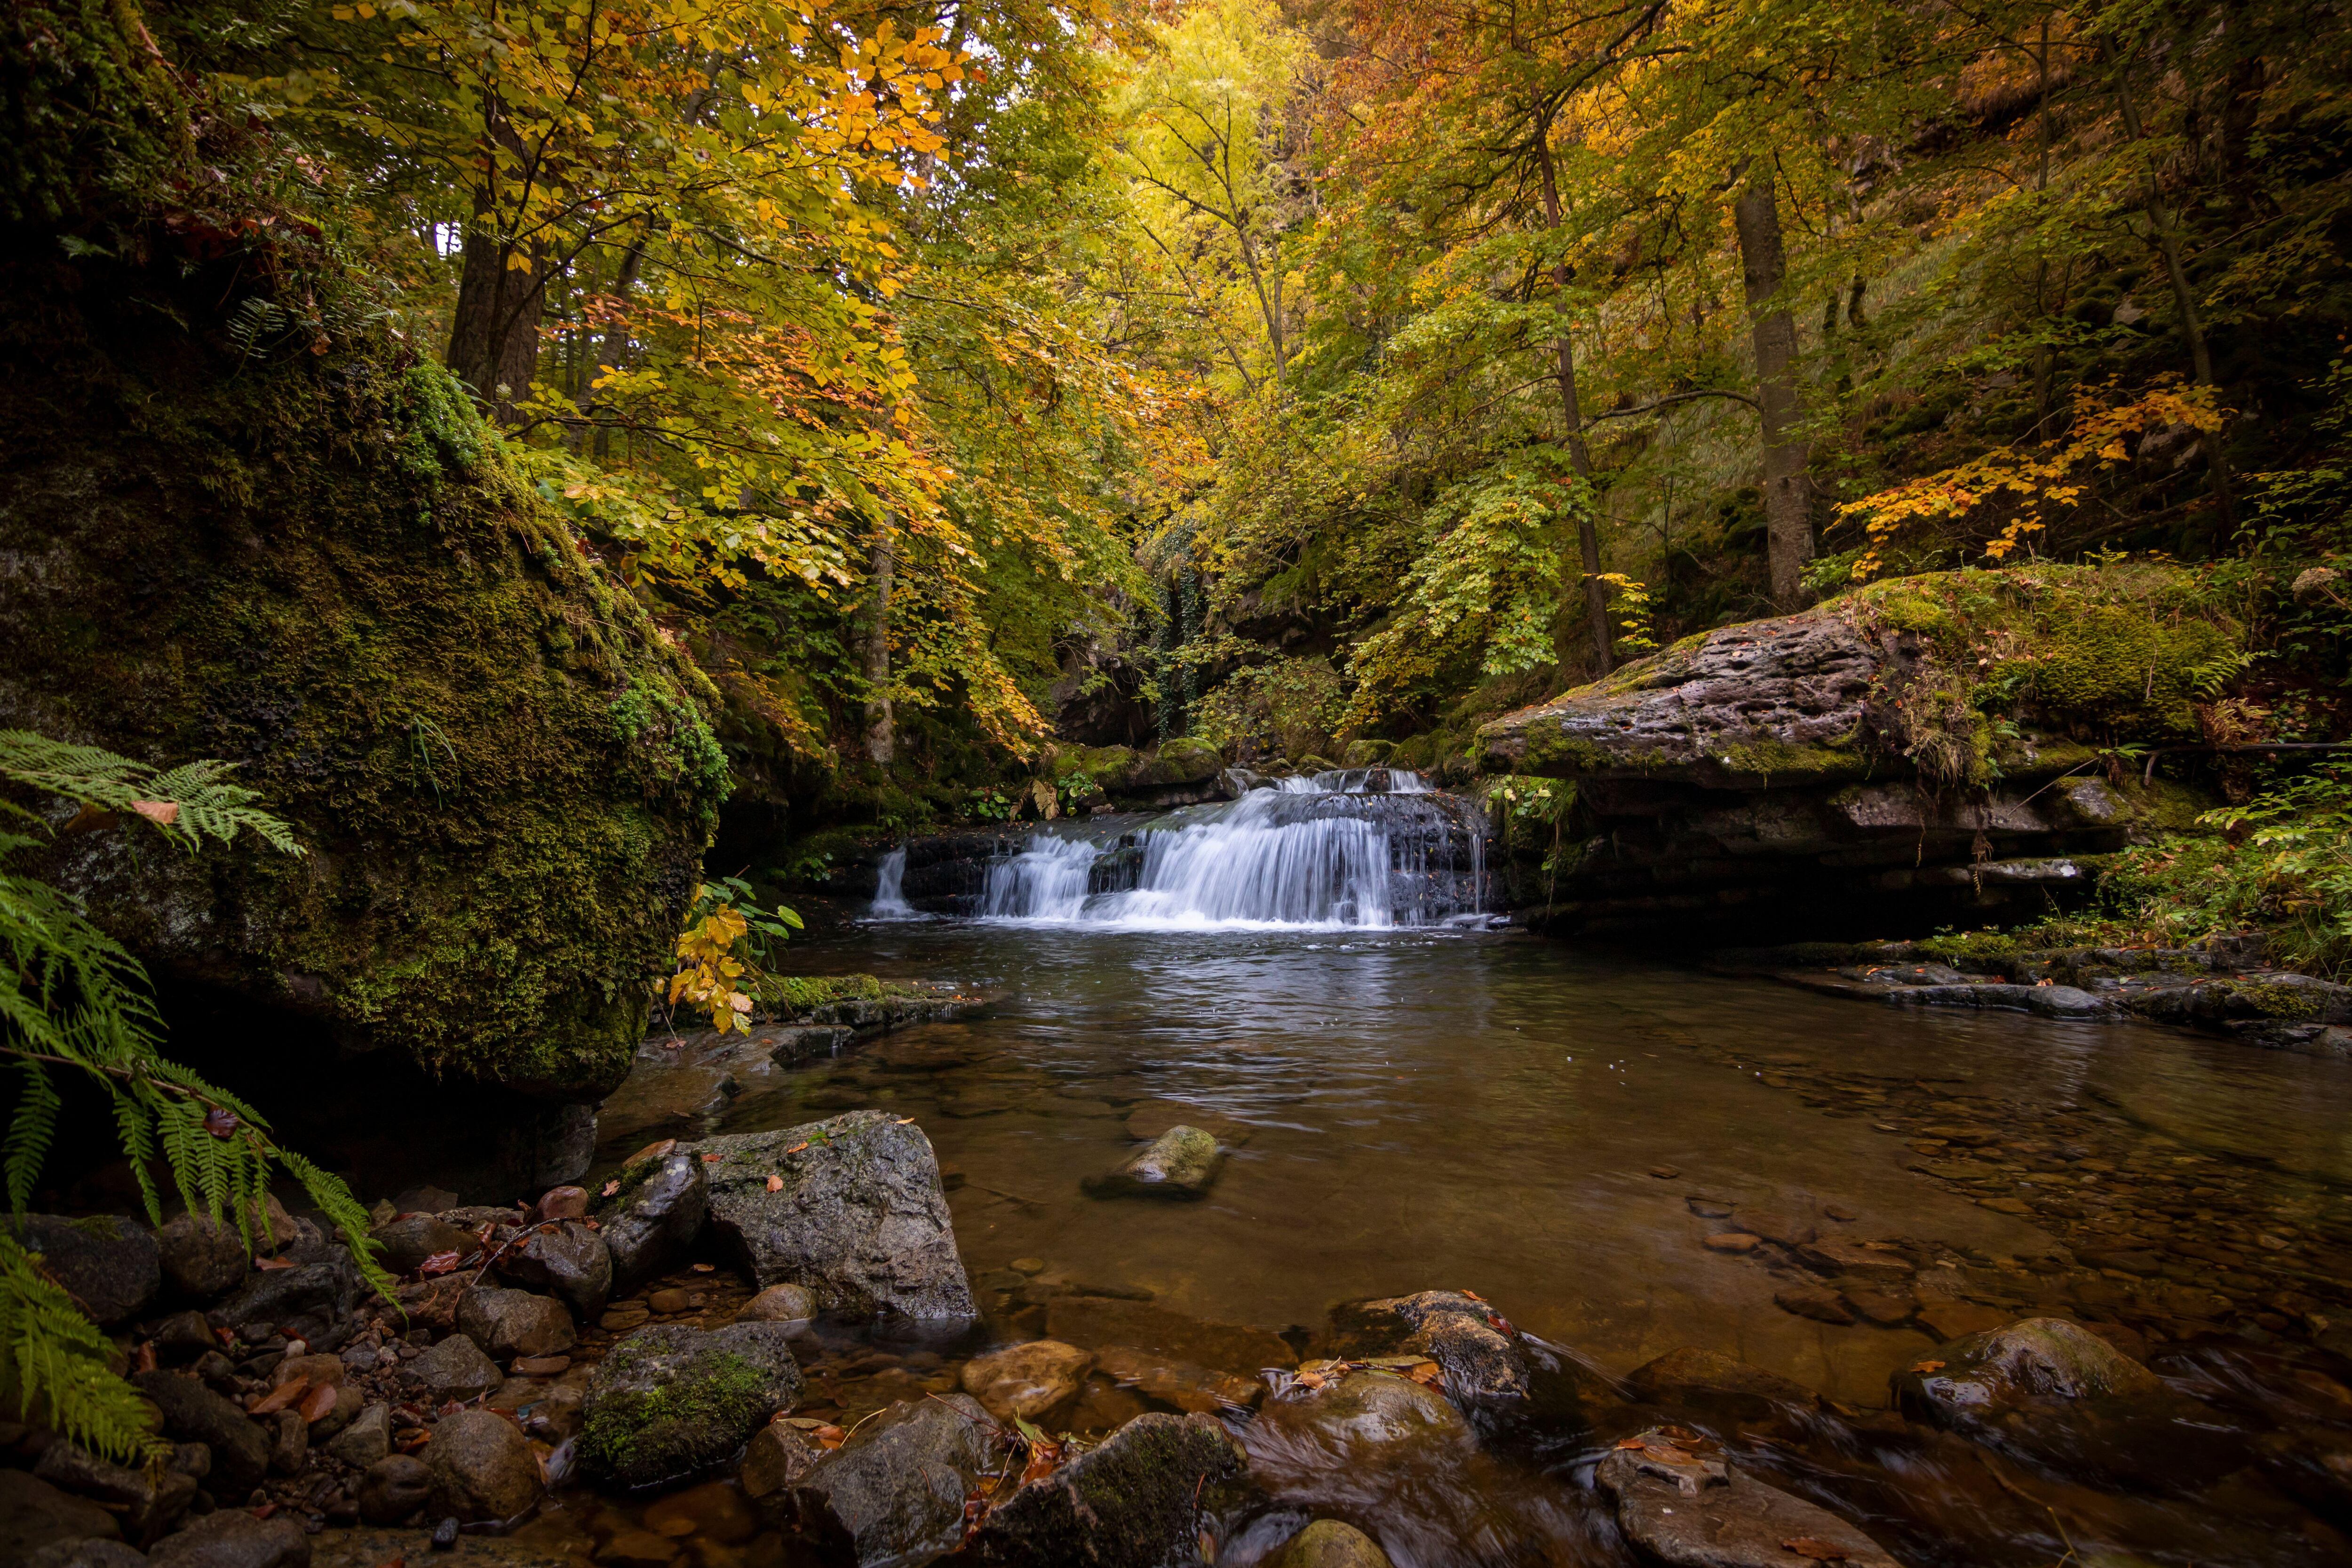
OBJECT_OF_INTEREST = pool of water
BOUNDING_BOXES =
[570,918,2352,1566]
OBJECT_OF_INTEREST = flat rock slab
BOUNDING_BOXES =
[1597,1431,1902,1568]
[691,1111,975,1319]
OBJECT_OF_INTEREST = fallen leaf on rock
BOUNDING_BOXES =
[626,1139,676,1165]
[896,1117,917,1125]
[1400,1360,1442,1387]
[1782,1541,1849,1562]
[250,1503,278,1520]
[419,1250,463,1276]
[395,1429,430,1453]
[1615,1437,1648,1450]
[299,1383,339,1423]
[249,1377,309,1415]
[765,1174,783,1192]
[1910,1360,1946,1375]
[600,1180,620,1198]
[811,1424,847,1450]
[701,1154,722,1164]
[253,1254,293,1272]
[785,1142,810,1155]
[130,799,181,827]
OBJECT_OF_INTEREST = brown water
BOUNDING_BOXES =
[553,921,2352,1567]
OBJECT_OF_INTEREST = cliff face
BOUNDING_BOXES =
[0,239,724,1127]
[1476,569,2232,938]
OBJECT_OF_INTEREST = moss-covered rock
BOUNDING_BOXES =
[0,237,722,1102]
[578,1322,804,1490]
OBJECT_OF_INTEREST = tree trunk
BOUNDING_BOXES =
[447,224,546,424]
[861,526,896,766]
[584,239,644,461]
[1536,136,1613,677]
[1732,175,1813,608]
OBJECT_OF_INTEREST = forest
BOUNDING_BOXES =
[3,0,2352,1565]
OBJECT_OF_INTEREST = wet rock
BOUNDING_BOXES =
[264,1409,306,1476]
[1044,1297,1293,1377]
[1596,1428,1899,1568]
[1324,1290,1531,1401]
[644,1480,761,1544]
[357,1456,432,1525]
[579,1321,804,1489]
[325,1404,392,1468]
[6,1216,159,1327]
[207,1252,365,1347]
[959,1340,1094,1424]
[692,1111,975,1320]
[1084,1126,1223,1200]
[961,1412,1248,1567]
[1885,982,2116,1020]
[594,1528,681,1568]
[536,1186,590,1222]
[32,1445,193,1546]
[512,1355,571,1377]
[1623,1349,1821,1413]
[594,1152,707,1294]
[1258,1370,1470,1456]
[0,1471,122,1562]
[154,1215,249,1301]
[646,1287,698,1315]
[738,1283,818,1323]
[1897,1316,2158,1408]
[152,1310,217,1364]
[737,1423,825,1501]
[494,1220,611,1321]
[365,1215,475,1276]
[145,1508,310,1568]
[457,1287,576,1361]
[425,1409,542,1523]
[1913,1299,2011,1342]
[780,1394,1003,1566]
[1092,1346,1264,1414]
[26,1538,149,1568]
[405,1334,504,1401]
[131,1372,271,1497]
[1268,1520,1391,1568]
[1842,1286,1919,1327]
[1773,1284,1855,1325]
[1740,1211,1817,1248]
[1799,1237,1913,1280]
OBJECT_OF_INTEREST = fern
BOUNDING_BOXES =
[0,732,386,1465]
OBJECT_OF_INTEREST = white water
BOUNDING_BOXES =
[868,846,918,919]
[977,770,1484,930]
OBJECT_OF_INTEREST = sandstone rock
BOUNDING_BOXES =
[738,1283,818,1323]
[325,1404,392,1468]
[781,1395,1002,1567]
[6,1216,159,1327]
[1325,1290,1531,1401]
[961,1412,1248,1566]
[959,1340,1093,1424]
[426,1408,543,1523]
[367,1215,476,1276]
[405,1334,503,1401]
[145,1508,310,1568]
[1773,1284,1855,1325]
[737,1423,824,1501]
[0,1471,121,1563]
[1595,1429,1899,1568]
[356,1456,432,1525]
[495,1220,611,1321]
[458,1287,576,1361]
[646,1287,697,1315]
[594,1152,707,1294]
[154,1214,249,1300]
[692,1112,974,1319]
[1084,1126,1222,1200]
[579,1322,804,1489]
[131,1372,272,1496]
[1268,1520,1391,1568]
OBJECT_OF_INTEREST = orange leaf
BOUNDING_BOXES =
[130,799,181,827]
[765,1174,784,1192]
[1910,1360,1946,1375]
[299,1383,340,1424]
[600,1180,620,1198]
[249,1377,309,1415]
[253,1255,294,1272]
[785,1142,810,1154]
[1615,1437,1647,1450]
[702,1154,723,1164]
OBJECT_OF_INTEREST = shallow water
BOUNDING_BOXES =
[556,917,2352,1565]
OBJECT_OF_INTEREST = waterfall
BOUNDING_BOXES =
[869,846,917,919]
[978,770,1486,929]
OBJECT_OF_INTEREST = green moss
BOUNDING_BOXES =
[750,972,901,1017]
[580,1350,775,1488]
[1712,736,1873,787]
[1915,930,2022,969]
[2222,979,2324,1019]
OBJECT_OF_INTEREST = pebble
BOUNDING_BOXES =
[1701,1233,1760,1254]
[1686,1197,1734,1219]
[432,1516,460,1550]
[1010,1258,1046,1275]
[1773,1284,1855,1324]
[1647,1165,1680,1179]
[646,1288,699,1315]
[1824,1204,1859,1222]
[512,1355,572,1377]
[599,1308,651,1332]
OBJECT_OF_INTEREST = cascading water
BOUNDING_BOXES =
[869,847,917,919]
[978,769,1486,929]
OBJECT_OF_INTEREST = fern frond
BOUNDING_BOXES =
[3,1063,57,1213]
[0,1231,167,1465]
[0,731,304,856]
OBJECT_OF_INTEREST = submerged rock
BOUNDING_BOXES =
[1893,1316,2158,1412]
[1595,1427,1900,1568]
[780,1394,1003,1566]
[1623,1348,1820,1423]
[579,1321,804,1490]
[595,1150,707,1293]
[1325,1290,1531,1401]
[738,1282,819,1323]
[959,1340,1094,1425]
[692,1111,975,1320]
[961,1412,1248,1566]
[1259,1370,1471,1456]
[1084,1126,1223,1200]
[1267,1520,1392,1568]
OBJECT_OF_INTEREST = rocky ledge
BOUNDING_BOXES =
[1475,568,2232,939]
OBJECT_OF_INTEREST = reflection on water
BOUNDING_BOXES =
[577,921,2352,1566]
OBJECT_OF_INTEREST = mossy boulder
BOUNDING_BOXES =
[0,237,722,1105]
[1133,736,1223,786]
[578,1322,805,1490]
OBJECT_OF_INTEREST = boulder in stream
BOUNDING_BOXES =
[579,1321,805,1490]
[961,1411,1249,1567]
[594,1148,707,1293]
[779,1393,1004,1567]
[1083,1126,1223,1200]
[1267,1520,1392,1568]
[1324,1290,1532,1401]
[494,1218,612,1321]
[691,1111,975,1320]
[1596,1427,1901,1568]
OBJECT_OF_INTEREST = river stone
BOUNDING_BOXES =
[152,1310,216,1363]
[738,1423,825,1501]
[26,1539,150,1568]
[145,1508,311,1568]
[959,1340,1094,1424]
[1325,1290,1530,1401]
[594,1151,708,1293]
[155,1213,249,1300]
[962,1412,1248,1567]
[357,1455,432,1525]
[494,1219,611,1321]
[326,1402,393,1468]
[579,1321,804,1489]
[1596,1429,1899,1568]
[738,1282,818,1323]
[1084,1126,1222,1200]
[7,1216,159,1327]
[207,1251,366,1347]
[132,1371,272,1496]
[406,1333,503,1401]
[457,1287,576,1361]
[32,1444,193,1546]
[1268,1520,1391,1568]
[0,1471,122,1563]
[691,1111,975,1319]
[1259,1370,1470,1455]
[426,1408,543,1523]
[367,1214,475,1276]
[1897,1316,2159,1414]
[781,1394,1002,1566]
